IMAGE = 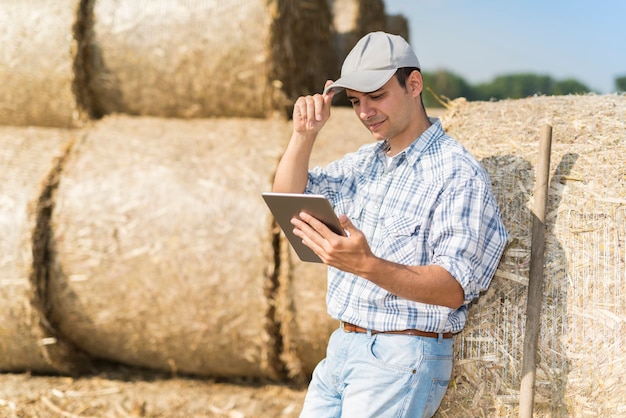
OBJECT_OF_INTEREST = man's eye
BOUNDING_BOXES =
[370,94,383,100]
[350,100,359,106]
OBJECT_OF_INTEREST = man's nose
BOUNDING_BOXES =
[359,103,375,120]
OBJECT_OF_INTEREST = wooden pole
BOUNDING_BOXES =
[519,124,553,418]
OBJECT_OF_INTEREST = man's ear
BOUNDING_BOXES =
[407,70,424,98]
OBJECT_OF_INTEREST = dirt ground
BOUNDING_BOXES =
[0,365,308,418]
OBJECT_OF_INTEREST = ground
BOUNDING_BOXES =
[0,366,308,418]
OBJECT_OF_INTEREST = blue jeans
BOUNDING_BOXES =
[300,327,454,418]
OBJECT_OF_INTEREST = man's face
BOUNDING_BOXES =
[345,76,418,143]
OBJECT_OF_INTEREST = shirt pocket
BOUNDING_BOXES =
[340,199,364,229]
[381,214,423,265]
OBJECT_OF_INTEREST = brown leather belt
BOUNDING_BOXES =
[341,321,453,339]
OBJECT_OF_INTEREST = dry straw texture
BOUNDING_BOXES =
[435,94,626,417]
[0,0,84,128]
[86,0,336,119]
[0,126,87,374]
[49,115,291,379]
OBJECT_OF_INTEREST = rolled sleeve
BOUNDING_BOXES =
[430,176,508,304]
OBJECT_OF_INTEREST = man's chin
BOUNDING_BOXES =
[369,131,385,141]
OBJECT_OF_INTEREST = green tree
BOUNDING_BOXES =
[551,79,591,95]
[474,73,554,101]
[418,71,594,106]
[422,69,474,107]
[616,75,626,92]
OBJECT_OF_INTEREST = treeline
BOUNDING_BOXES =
[421,70,626,107]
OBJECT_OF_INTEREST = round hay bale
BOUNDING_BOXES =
[0,0,85,128]
[85,0,336,119]
[48,115,291,379]
[438,94,626,417]
[276,108,372,379]
[385,14,410,41]
[278,253,334,380]
[331,0,387,66]
[329,0,387,107]
[0,126,88,374]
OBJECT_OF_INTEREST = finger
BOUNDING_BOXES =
[313,94,326,121]
[297,211,336,238]
[336,214,356,237]
[323,79,335,94]
[304,96,316,128]
[323,80,336,103]
[291,217,326,254]
[338,214,352,229]
[293,96,307,123]
[291,214,319,236]
[291,215,317,238]
[324,90,336,108]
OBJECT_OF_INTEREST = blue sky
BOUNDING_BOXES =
[384,0,626,93]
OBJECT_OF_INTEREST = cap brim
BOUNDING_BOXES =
[323,69,397,95]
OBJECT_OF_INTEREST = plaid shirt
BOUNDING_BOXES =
[306,118,508,333]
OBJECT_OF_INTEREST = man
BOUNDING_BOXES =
[273,31,507,417]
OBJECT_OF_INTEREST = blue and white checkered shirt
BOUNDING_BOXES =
[305,118,508,333]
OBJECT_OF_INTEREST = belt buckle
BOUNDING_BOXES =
[341,321,352,333]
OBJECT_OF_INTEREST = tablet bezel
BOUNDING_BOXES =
[262,192,344,263]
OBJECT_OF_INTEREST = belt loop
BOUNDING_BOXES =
[437,333,443,344]
[367,328,372,337]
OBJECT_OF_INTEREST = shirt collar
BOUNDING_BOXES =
[376,117,444,165]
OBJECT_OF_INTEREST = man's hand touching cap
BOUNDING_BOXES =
[292,80,336,134]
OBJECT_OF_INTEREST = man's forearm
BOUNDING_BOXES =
[272,131,317,193]
[292,212,465,309]
[354,256,464,309]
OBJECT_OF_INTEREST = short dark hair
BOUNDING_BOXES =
[394,67,425,109]
[395,67,421,89]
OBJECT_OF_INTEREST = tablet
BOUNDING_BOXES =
[262,192,345,263]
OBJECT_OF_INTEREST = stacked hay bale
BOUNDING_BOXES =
[329,0,407,107]
[48,116,292,379]
[85,0,336,119]
[437,94,626,417]
[0,127,88,374]
[385,14,410,40]
[331,0,387,64]
[0,0,85,128]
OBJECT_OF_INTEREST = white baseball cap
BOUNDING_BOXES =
[324,31,421,95]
